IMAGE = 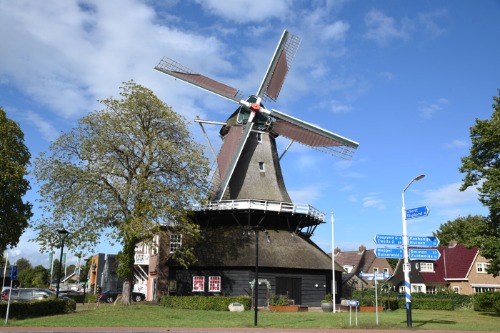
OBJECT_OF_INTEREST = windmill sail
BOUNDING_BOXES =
[256,30,301,102]
[155,57,244,103]
[270,109,359,160]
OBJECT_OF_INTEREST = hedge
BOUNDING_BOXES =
[160,296,251,311]
[0,298,76,319]
[473,292,500,314]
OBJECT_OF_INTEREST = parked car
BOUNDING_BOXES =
[1,288,76,307]
[99,289,145,303]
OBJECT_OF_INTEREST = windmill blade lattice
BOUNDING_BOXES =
[154,57,244,103]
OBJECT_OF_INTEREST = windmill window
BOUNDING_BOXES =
[257,132,262,143]
[259,162,265,172]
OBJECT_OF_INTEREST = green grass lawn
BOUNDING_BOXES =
[6,303,500,331]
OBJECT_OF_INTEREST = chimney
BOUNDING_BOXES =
[448,240,457,248]
[358,245,366,254]
[334,247,341,255]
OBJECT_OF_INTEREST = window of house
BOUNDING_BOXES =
[373,267,379,274]
[399,286,406,293]
[192,276,205,292]
[474,287,495,293]
[420,262,434,272]
[453,286,460,294]
[257,132,262,143]
[170,234,182,253]
[426,286,437,294]
[411,284,425,293]
[477,262,489,273]
[209,276,221,292]
[383,268,389,274]
[258,162,265,172]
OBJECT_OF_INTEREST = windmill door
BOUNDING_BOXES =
[276,277,302,305]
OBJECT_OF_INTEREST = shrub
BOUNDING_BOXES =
[160,296,251,311]
[0,298,75,319]
[270,294,289,306]
[321,293,332,303]
[474,292,500,314]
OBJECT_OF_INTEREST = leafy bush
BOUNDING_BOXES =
[474,292,500,314]
[321,293,332,303]
[160,296,251,311]
[270,294,289,306]
[0,298,75,319]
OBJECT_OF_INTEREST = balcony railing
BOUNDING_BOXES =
[192,199,326,222]
[134,253,149,265]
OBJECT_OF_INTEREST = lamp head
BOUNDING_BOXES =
[415,174,425,181]
[57,229,69,235]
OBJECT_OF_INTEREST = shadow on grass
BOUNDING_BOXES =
[409,319,457,328]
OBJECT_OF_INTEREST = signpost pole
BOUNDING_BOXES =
[331,212,336,313]
[402,174,425,328]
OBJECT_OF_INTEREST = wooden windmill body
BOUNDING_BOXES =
[155,30,359,306]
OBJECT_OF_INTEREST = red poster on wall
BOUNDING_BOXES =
[192,276,205,292]
[209,276,221,292]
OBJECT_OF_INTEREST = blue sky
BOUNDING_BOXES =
[1,0,498,267]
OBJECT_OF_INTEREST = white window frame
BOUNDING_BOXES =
[420,262,434,272]
[373,267,379,274]
[383,268,389,274]
[209,276,221,292]
[399,286,406,293]
[411,284,426,293]
[258,162,265,172]
[257,132,262,143]
[453,286,460,294]
[193,276,205,292]
[170,234,182,253]
[477,262,489,273]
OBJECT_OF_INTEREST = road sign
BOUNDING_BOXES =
[408,236,440,247]
[10,265,18,280]
[406,206,430,219]
[373,234,402,245]
[409,249,441,261]
[375,247,404,259]
[359,272,392,280]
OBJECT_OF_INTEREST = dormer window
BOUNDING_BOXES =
[420,262,434,272]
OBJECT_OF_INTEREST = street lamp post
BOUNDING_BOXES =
[402,174,425,328]
[56,229,69,298]
[331,212,336,313]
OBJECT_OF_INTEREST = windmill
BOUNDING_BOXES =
[153,30,360,306]
[155,30,359,203]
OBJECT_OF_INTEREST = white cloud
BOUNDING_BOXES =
[24,111,60,142]
[418,9,448,38]
[362,193,386,210]
[444,139,468,149]
[194,0,292,23]
[418,98,449,118]
[289,184,325,204]
[419,182,479,208]
[364,9,410,46]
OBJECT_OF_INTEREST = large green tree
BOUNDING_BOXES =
[0,106,33,254]
[459,89,500,276]
[432,215,488,247]
[33,81,210,303]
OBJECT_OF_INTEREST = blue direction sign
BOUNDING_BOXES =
[375,247,404,259]
[359,272,393,280]
[10,265,18,280]
[409,249,441,261]
[374,234,403,245]
[406,206,430,219]
[408,236,440,247]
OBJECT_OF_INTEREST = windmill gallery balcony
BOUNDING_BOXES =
[193,199,326,223]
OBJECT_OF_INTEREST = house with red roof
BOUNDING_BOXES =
[333,245,394,298]
[390,243,500,295]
